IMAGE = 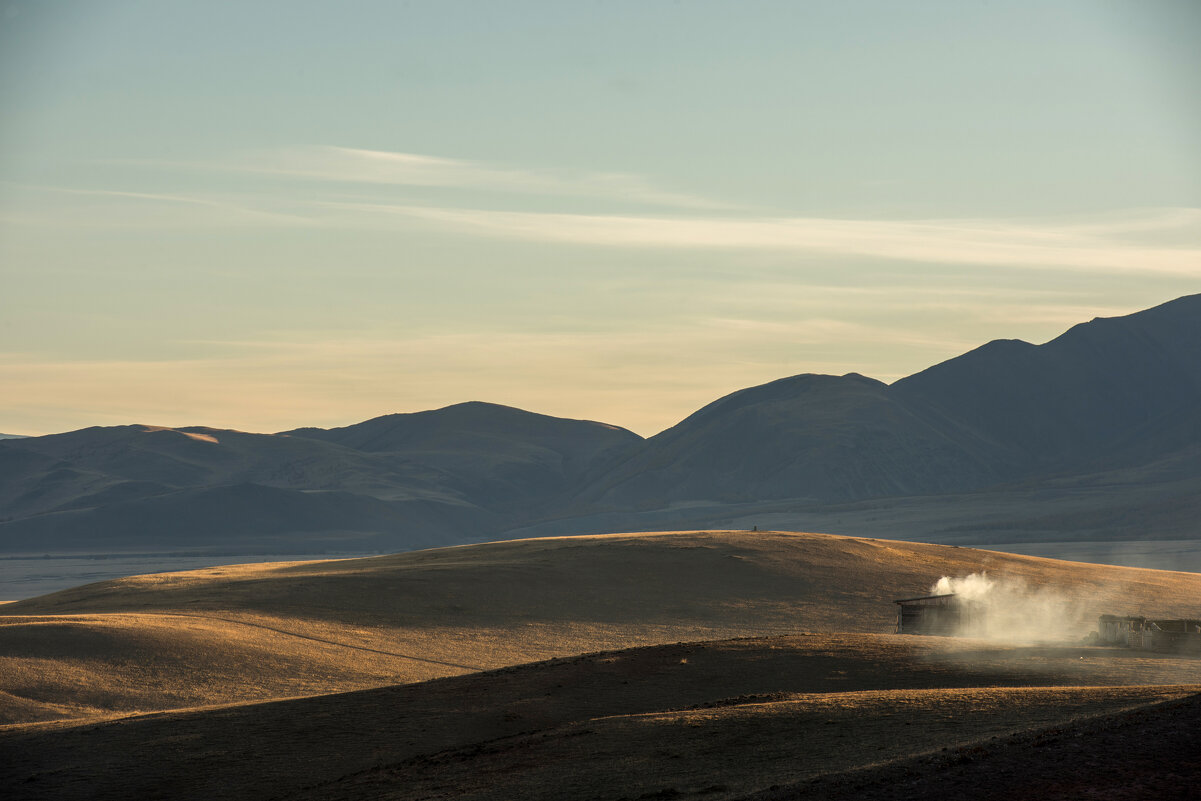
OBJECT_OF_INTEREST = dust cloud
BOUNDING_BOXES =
[931,572,1092,644]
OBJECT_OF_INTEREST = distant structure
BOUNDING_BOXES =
[894,594,973,635]
[1095,615,1201,654]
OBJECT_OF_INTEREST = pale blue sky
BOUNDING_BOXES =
[2,0,1199,435]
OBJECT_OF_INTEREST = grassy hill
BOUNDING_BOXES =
[3,530,1201,799]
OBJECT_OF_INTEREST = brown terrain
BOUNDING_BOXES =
[2,530,1200,799]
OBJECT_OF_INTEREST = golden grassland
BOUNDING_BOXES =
[2,531,1201,799]
[4,632,1200,800]
[4,530,1200,725]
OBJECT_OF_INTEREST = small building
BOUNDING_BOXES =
[894,594,961,635]
[1097,615,1201,654]
[1097,615,1147,648]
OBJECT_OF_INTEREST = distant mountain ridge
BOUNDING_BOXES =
[571,371,1003,509]
[0,403,637,552]
[577,294,1201,512]
[892,293,1201,472]
[2,294,1199,553]
[282,401,642,513]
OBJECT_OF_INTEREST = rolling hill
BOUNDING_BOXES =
[4,529,1200,725]
[4,530,1201,799]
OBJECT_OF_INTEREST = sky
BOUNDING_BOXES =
[2,0,1199,437]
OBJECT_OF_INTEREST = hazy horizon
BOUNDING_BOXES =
[3,1,1199,437]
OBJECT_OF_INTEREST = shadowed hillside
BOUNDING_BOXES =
[0,483,485,554]
[0,405,638,553]
[570,373,1005,509]
[891,293,1201,470]
[576,294,1201,512]
[282,401,642,513]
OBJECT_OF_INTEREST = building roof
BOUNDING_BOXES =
[893,593,956,605]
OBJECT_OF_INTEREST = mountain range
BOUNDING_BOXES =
[2,294,1199,554]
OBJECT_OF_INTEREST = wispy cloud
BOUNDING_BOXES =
[11,151,1200,275]
[319,202,1201,276]
[186,145,732,210]
[708,284,1137,327]
[0,182,310,228]
[9,175,1196,276]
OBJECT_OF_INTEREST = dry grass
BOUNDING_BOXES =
[4,530,1201,798]
[0,613,420,724]
[312,686,1194,801]
[4,530,1201,726]
[4,632,1199,800]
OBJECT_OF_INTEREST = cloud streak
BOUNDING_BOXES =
[12,149,1200,276]
[0,183,310,228]
[209,145,732,210]
[323,202,1201,276]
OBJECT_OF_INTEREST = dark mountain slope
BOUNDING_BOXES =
[0,406,640,553]
[570,294,1201,515]
[284,401,642,512]
[286,401,637,456]
[7,425,443,494]
[0,425,462,521]
[574,373,1006,509]
[0,482,486,553]
[890,293,1201,472]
